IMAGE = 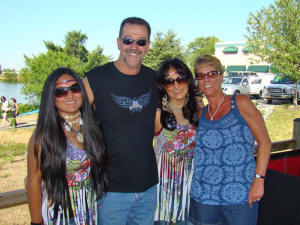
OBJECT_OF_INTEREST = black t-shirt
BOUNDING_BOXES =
[85,62,158,192]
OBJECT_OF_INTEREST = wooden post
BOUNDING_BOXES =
[0,189,27,209]
[293,118,300,150]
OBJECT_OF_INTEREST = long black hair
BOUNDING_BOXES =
[157,58,201,130]
[34,68,108,213]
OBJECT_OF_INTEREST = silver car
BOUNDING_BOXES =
[222,77,250,95]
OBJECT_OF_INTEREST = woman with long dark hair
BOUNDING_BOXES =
[154,58,202,225]
[27,68,108,225]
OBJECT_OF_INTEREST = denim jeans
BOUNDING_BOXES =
[97,185,157,225]
[189,198,258,225]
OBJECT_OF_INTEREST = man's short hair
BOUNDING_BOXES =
[119,17,151,41]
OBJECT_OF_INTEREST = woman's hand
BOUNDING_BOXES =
[248,178,264,207]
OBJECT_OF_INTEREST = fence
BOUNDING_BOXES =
[0,119,299,210]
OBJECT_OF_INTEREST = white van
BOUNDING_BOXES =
[249,77,263,99]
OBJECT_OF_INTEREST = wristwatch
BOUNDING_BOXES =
[254,174,265,179]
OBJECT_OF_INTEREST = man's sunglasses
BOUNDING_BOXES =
[163,75,188,86]
[195,71,220,81]
[55,83,81,98]
[121,37,148,47]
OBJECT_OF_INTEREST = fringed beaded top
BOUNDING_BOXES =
[41,140,97,225]
[154,124,196,223]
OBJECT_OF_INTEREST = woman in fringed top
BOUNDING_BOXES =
[27,68,108,225]
[154,58,202,225]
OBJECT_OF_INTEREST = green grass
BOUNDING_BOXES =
[0,142,27,160]
[265,105,300,142]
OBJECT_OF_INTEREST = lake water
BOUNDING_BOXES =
[0,82,30,104]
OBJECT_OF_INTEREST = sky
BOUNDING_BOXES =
[0,0,276,70]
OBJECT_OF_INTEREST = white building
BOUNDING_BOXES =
[214,41,272,73]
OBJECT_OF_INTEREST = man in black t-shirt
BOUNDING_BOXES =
[84,17,158,225]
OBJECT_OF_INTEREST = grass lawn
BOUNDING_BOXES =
[265,105,300,142]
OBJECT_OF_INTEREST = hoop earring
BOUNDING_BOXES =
[185,93,189,105]
[162,94,168,111]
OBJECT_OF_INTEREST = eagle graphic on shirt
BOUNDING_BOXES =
[111,89,151,113]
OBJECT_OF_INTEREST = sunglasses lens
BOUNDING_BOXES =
[121,37,133,45]
[55,83,81,98]
[196,73,205,80]
[176,75,188,83]
[163,78,174,86]
[70,83,81,93]
[136,39,147,46]
[208,71,219,78]
[55,88,68,98]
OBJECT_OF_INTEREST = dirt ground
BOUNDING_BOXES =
[0,114,37,225]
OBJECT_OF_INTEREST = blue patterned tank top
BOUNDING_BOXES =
[190,94,256,205]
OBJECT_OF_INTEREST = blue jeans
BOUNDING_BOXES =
[189,198,258,225]
[97,185,157,225]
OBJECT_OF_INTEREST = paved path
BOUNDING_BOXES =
[0,119,37,131]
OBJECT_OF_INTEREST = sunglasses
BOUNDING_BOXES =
[195,71,220,81]
[121,37,148,47]
[55,83,81,98]
[163,75,188,87]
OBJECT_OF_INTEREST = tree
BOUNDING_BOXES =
[185,36,220,69]
[143,30,184,70]
[64,30,89,62]
[19,31,110,102]
[19,51,84,103]
[246,0,300,104]
[84,46,112,72]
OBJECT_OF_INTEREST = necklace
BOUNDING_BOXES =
[64,118,84,143]
[207,94,226,121]
[169,102,184,112]
[62,112,80,120]
[168,102,189,125]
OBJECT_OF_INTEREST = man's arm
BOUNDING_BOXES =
[83,77,94,106]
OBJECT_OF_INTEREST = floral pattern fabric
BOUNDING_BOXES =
[154,124,196,223]
[42,140,97,225]
[190,94,256,205]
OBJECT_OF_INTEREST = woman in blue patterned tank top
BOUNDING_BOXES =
[27,68,108,225]
[189,55,271,225]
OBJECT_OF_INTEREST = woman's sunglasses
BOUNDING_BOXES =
[195,71,220,81]
[121,37,148,47]
[163,75,188,87]
[55,83,81,98]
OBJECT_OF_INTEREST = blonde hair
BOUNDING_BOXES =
[194,55,223,74]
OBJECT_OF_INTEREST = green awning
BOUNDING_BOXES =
[226,65,246,72]
[223,46,238,53]
[270,64,279,73]
[242,47,249,53]
[247,65,270,72]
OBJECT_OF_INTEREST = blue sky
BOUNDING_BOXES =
[1,0,275,70]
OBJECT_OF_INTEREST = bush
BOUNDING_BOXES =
[0,103,39,117]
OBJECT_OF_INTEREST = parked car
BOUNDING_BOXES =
[222,77,250,95]
[264,74,299,104]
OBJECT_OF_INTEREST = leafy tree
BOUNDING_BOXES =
[84,46,112,72]
[44,41,64,52]
[20,31,110,102]
[19,51,84,103]
[64,30,89,62]
[246,0,300,104]
[143,30,184,70]
[185,36,220,69]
